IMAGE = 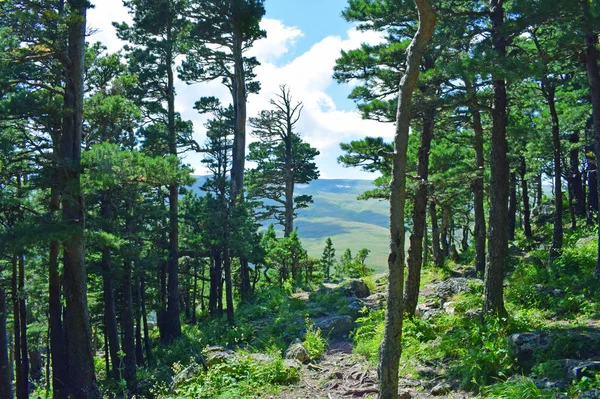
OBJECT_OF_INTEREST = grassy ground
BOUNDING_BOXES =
[351,223,600,398]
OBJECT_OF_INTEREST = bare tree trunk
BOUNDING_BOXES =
[404,103,435,317]
[377,1,436,398]
[569,132,586,217]
[430,199,443,268]
[581,1,600,278]
[223,246,234,325]
[484,0,508,317]
[545,84,563,261]
[100,242,120,377]
[161,11,182,343]
[508,172,517,241]
[0,286,13,399]
[470,102,486,275]
[49,183,67,399]
[520,157,533,238]
[140,272,152,364]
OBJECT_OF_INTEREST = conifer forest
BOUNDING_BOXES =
[3,1,600,398]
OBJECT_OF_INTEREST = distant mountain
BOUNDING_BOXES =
[189,176,390,272]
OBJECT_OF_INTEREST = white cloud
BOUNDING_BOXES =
[88,4,393,179]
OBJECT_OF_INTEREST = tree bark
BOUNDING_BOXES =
[121,260,136,394]
[377,1,435,398]
[429,199,443,268]
[48,183,67,399]
[569,132,586,217]
[140,272,152,364]
[404,102,435,317]
[0,286,12,399]
[520,157,533,238]
[508,172,517,241]
[223,246,234,325]
[100,241,120,376]
[545,84,563,261]
[161,11,182,343]
[581,1,600,277]
[60,2,100,396]
[484,0,508,317]
[470,102,487,275]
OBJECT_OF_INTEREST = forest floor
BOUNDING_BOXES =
[273,278,476,399]
[274,338,474,399]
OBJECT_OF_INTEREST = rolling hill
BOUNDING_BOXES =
[190,177,391,273]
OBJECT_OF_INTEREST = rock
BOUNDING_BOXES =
[398,390,412,399]
[443,301,456,315]
[283,358,302,370]
[568,360,600,381]
[313,315,355,339]
[422,308,442,320]
[532,201,555,226]
[341,279,371,298]
[534,377,568,391]
[509,329,600,372]
[465,309,482,320]
[171,363,201,389]
[508,332,553,372]
[203,346,235,367]
[285,339,311,363]
[434,278,471,300]
[579,389,600,399]
[576,236,596,248]
[431,382,452,396]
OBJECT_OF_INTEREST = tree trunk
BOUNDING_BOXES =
[404,103,435,317]
[13,254,28,399]
[61,3,99,396]
[546,84,563,261]
[223,246,234,325]
[582,2,600,277]
[0,286,13,399]
[100,243,120,377]
[471,102,486,276]
[18,254,28,399]
[569,132,586,217]
[161,16,182,342]
[140,273,152,364]
[430,199,444,268]
[284,135,294,237]
[520,157,533,238]
[121,260,136,394]
[49,183,67,399]
[508,172,517,241]
[484,0,508,317]
[377,1,436,398]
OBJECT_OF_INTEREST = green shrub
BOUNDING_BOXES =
[302,321,327,361]
[479,376,555,399]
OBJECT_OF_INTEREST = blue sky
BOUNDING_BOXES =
[89,0,395,179]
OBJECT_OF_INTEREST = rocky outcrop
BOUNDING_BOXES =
[434,278,476,300]
[509,329,600,372]
[202,346,236,367]
[286,339,311,363]
[313,315,355,339]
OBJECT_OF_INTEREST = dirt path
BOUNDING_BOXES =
[273,339,473,399]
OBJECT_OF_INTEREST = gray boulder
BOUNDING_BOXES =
[434,278,471,300]
[202,346,235,367]
[509,329,600,372]
[314,315,355,339]
[171,363,201,389]
[341,279,371,298]
[283,358,302,370]
[431,382,452,396]
[285,339,310,363]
